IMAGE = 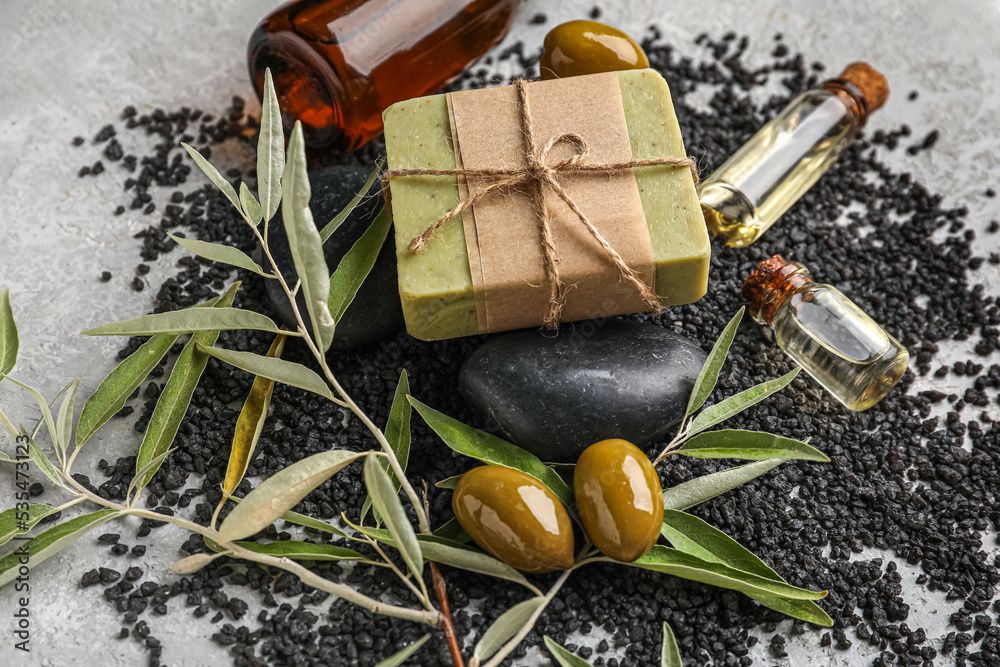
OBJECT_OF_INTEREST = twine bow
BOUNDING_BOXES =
[381,78,700,329]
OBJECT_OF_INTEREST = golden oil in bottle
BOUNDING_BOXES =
[742,256,908,411]
[701,62,889,247]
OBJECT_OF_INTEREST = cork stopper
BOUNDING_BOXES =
[742,255,812,324]
[836,62,889,113]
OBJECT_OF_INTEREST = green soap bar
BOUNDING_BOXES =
[383,69,710,341]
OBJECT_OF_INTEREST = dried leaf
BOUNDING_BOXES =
[319,160,384,243]
[473,597,545,662]
[409,397,574,510]
[169,234,269,277]
[0,504,56,547]
[240,182,263,226]
[628,546,825,601]
[132,286,239,492]
[196,343,333,401]
[678,429,829,462]
[217,450,368,543]
[373,634,430,667]
[327,206,392,324]
[181,142,242,214]
[687,368,801,438]
[223,333,287,494]
[545,637,595,667]
[661,622,682,667]
[686,307,743,417]
[0,510,119,588]
[75,291,229,449]
[257,68,285,223]
[362,370,411,524]
[364,455,423,582]
[0,288,18,379]
[282,121,335,351]
[82,307,288,337]
[662,461,782,511]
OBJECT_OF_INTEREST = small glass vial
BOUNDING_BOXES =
[742,256,908,411]
[701,62,889,247]
[248,0,523,151]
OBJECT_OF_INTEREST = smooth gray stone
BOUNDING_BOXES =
[459,320,707,462]
[265,166,404,350]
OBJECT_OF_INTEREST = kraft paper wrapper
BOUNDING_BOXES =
[445,73,655,333]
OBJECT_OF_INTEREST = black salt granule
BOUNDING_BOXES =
[72,27,1000,667]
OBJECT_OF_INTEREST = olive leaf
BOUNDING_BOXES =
[127,448,177,503]
[473,597,545,662]
[626,546,825,601]
[374,634,430,667]
[346,523,539,595]
[660,510,832,626]
[257,68,285,224]
[544,637,595,667]
[26,436,64,489]
[282,121,335,352]
[217,450,368,543]
[133,285,239,492]
[0,509,119,588]
[363,455,423,583]
[0,287,18,380]
[230,539,369,563]
[240,182,263,226]
[661,622,682,667]
[5,378,58,462]
[168,234,270,278]
[319,160,384,243]
[181,142,242,214]
[686,307,743,417]
[687,368,801,438]
[223,333,287,495]
[327,206,392,324]
[362,370,411,524]
[196,342,333,401]
[408,397,574,510]
[82,307,289,337]
[75,291,229,449]
[434,475,461,490]
[678,429,829,462]
[662,460,782,511]
[222,491,350,539]
[432,518,471,544]
[0,503,56,548]
[54,377,80,465]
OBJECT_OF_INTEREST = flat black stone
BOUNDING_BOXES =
[264,166,403,350]
[459,319,707,461]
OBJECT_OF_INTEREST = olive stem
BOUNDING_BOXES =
[653,415,693,466]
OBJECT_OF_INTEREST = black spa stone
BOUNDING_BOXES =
[459,319,707,461]
[264,166,404,350]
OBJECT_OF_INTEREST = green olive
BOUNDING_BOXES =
[539,20,650,81]
[574,439,663,562]
[452,466,575,573]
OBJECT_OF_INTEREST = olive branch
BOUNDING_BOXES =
[0,70,833,666]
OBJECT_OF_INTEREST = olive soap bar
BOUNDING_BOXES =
[383,69,710,341]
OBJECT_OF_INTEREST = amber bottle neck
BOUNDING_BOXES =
[822,78,870,127]
[742,256,814,325]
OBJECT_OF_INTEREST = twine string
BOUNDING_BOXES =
[380,78,700,329]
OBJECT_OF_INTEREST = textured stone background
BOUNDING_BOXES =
[0,0,998,665]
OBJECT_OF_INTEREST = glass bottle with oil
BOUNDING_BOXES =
[700,62,889,247]
[742,255,908,411]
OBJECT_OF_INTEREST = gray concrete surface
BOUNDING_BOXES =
[0,0,999,665]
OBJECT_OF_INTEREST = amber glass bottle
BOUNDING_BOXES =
[248,0,523,151]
